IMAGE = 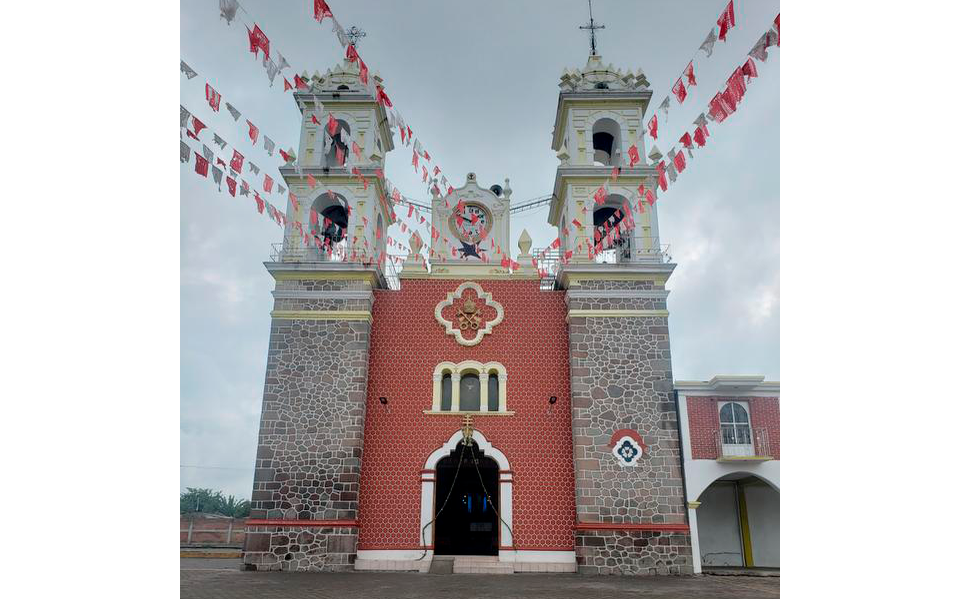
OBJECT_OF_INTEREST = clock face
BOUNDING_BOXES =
[449,202,493,244]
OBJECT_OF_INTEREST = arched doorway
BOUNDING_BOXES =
[696,473,779,570]
[434,442,499,556]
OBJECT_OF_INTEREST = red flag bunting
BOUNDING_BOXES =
[283,78,293,92]
[679,132,693,149]
[346,44,359,63]
[314,0,333,22]
[205,83,221,111]
[684,61,697,86]
[191,117,206,135]
[230,150,244,173]
[250,24,270,60]
[246,120,259,144]
[627,144,640,167]
[673,149,686,173]
[289,193,299,212]
[672,78,687,104]
[307,173,317,189]
[194,153,209,177]
[327,113,339,137]
[376,85,392,108]
[742,57,759,80]
[358,59,368,85]
[717,1,735,42]
[295,74,309,91]
[226,177,237,196]
[648,114,658,140]
[693,125,707,147]
[279,148,291,163]
[264,174,273,193]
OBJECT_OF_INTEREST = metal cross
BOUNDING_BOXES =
[579,0,605,56]
[345,26,366,47]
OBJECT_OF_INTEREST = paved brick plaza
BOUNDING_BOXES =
[180,559,779,598]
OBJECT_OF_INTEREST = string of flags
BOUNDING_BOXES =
[646,0,741,143]
[532,10,780,275]
[184,1,777,277]
[214,0,459,200]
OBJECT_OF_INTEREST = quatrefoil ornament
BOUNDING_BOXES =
[435,281,504,346]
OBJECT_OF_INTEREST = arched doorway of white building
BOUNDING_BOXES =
[696,473,779,570]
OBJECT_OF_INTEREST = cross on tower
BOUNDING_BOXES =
[345,25,366,47]
[579,0,605,56]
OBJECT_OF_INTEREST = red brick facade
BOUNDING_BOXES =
[358,279,576,551]
[686,396,779,460]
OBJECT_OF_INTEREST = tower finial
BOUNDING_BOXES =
[579,0,605,56]
[345,25,366,47]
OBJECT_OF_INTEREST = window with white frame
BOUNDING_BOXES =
[719,402,752,446]
[430,361,509,413]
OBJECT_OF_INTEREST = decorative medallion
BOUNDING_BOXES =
[608,429,648,467]
[435,281,504,346]
[449,201,493,245]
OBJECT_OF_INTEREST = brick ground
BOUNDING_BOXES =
[180,559,779,598]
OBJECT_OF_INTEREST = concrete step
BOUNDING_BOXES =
[452,556,514,574]
[429,557,454,574]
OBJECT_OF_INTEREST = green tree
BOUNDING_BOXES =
[180,488,250,517]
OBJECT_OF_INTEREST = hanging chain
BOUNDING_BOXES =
[416,444,465,561]
[468,443,517,553]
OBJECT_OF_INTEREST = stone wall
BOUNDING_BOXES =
[244,525,357,571]
[566,276,691,575]
[243,275,374,571]
[180,515,246,547]
[575,529,693,575]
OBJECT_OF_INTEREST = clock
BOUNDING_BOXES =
[449,202,493,245]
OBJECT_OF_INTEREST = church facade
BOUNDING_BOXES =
[240,52,775,575]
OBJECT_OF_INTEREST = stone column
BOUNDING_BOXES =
[451,373,461,412]
[479,372,489,412]
[562,266,693,576]
[243,265,381,572]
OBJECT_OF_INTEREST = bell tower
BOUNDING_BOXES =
[280,56,396,265]
[243,52,394,571]
[549,54,664,264]
[553,54,693,575]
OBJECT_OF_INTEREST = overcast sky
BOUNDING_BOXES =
[180,0,779,500]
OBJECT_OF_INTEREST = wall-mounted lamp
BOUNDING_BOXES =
[379,396,390,414]
[547,395,558,416]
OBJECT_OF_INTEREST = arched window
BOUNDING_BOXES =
[459,373,481,411]
[593,194,631,263]
[719,402,752,446]
[592,118,621,166]
[440,373,452,411]
[309,192,350,261]
[325,119,351,167]
[430,361,510,414]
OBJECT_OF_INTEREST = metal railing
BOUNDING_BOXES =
[714,426,772,459]
[269,241,402,290]
[592,236,671,264]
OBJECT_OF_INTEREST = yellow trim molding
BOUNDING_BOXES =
[567,309,669,318]
[422,410,515,416]
[271,310,372,322]
[687,501,702,510]
[271,271,378,284]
